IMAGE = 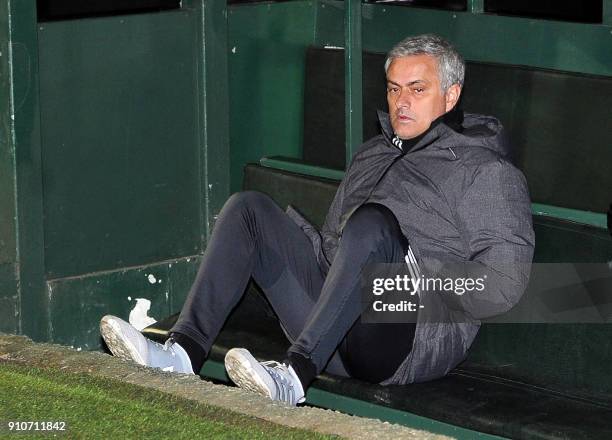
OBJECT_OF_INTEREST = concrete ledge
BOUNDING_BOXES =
[0,334,450,440]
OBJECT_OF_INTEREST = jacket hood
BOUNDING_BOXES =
[377,110,510,158]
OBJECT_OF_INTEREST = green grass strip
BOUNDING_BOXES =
[0,362,337,439]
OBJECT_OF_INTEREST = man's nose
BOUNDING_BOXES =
[396,89,411,108]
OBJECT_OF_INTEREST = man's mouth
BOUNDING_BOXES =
[397,114,415,122]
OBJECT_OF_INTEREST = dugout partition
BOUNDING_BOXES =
[1,0,230,341]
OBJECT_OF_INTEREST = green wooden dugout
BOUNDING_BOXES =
[1,1,612,437]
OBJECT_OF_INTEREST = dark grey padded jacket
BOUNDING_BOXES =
[288,111,535,385]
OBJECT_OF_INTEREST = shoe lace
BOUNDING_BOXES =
[260,361,299,405]
[162,338,176,357]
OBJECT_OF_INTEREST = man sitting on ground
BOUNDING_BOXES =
[100,34,534,406]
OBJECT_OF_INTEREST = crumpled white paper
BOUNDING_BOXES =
[129,298,157,331]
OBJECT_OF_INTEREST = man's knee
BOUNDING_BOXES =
[343,203,403,242]
[222,190,275,215]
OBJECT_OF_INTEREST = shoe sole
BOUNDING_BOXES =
[225,348,274,399]
[100,316,146,366]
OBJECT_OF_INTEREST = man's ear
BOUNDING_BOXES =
[445,84,462,112]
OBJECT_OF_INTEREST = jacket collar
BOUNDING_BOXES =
[377,110,453,153]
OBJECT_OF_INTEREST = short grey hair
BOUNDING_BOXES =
[384,34,465,92]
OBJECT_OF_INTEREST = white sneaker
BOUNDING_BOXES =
[100,315,194,374]
[224,348,305,406]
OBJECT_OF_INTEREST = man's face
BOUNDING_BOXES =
[386,54,460,139]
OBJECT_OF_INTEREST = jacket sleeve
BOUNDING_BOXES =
[431,158,535,320]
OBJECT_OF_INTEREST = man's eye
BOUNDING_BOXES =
[413,87,425,93]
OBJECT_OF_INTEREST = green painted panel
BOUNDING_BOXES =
[259,156,345,181]
[0,263,19,334]
[468,323,612,397]
[200,0,231,239]
[361,4,612,77]
[344,0,363,160]
[0,150,16,267]
[167,255,201,311]
[606,0,612,25]
[0,4,16,266]
[531,217,612,263]
[532,204,608,230]
[469,0,484,14]
[314,1,345,49]
[315,2,612,77]
[228,1,316,192]
[7,0,47,341]
[38,11,202,279]
[0,297,18,334]
[48,256,201,350]
[305,387,504,440]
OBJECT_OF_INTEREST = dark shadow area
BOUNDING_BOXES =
[37,0,180,22]
[485,0,602,24]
